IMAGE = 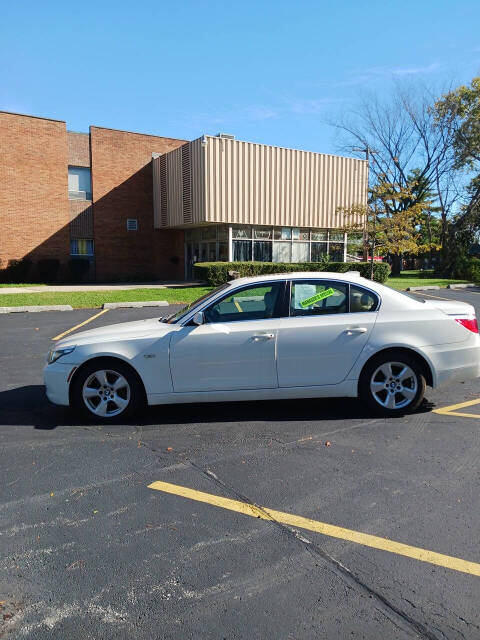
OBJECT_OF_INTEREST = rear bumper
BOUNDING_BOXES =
[423,342,480,388]
[43,363,74,406]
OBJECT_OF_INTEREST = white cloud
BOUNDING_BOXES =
[391,62,442,76]
[243,105,279,120]
[283,97,335,115]
[340,62,443,86]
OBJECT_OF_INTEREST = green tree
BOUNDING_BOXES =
[338,179,434,278]
[333,82,458,250]
[434,77,480,274]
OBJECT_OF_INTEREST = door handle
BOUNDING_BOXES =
[252,333,275,341]
[344,327,367,335]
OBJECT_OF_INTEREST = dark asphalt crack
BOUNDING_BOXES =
[126,411,466,640]
[185,458,444,640]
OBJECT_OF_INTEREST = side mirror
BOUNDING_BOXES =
[193,311,205,326]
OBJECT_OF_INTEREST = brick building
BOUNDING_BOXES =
[0,111,367,282]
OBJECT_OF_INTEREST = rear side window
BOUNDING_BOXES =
[290,281,348,316]
[350,284,379,312]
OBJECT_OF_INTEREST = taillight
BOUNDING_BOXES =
[455,317,479,334]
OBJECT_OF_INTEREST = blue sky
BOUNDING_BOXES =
[1,0,479,154]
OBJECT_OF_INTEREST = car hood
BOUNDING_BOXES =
[57,317,179,348]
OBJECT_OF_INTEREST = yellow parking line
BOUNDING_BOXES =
[148,480,480,577]
[233,299,243,312]
[52,308,110,341]
[433,398,480,419]
[412,291,452,301]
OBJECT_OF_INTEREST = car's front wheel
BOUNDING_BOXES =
[359,351,426,415]
[71,358,145,422]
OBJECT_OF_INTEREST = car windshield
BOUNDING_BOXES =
[160,284,230,324]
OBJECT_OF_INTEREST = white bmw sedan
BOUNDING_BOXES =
[44,272,480,421]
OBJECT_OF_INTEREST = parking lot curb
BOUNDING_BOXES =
[447,283,476,289]
[0,304,73,313]
[406,285,441,291]
[102,301,169,309]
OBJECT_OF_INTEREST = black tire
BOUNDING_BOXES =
[71,357,145,423]
[359,351,426,416]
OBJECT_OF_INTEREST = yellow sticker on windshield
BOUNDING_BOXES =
[299,287,335,308]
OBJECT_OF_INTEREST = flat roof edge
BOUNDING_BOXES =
[0,110,66,124]
[89,124,187,142]
[193,135,368,163]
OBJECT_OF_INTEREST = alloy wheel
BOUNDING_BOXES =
[82,369,131,417]
[369,361,418,411]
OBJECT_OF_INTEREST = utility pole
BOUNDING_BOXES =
[353,146,377,278]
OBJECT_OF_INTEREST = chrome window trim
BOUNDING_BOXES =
[286,277,381,317]
[179,280,288,326]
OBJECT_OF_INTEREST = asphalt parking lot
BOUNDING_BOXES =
[1,291,480,639]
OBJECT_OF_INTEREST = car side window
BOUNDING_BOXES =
[203,282,284,323]
[350,284,379,313]
[290,280,348,316]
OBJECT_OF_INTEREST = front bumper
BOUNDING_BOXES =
[43,362,76,406]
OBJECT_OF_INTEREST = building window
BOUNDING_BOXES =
[233,240,252,261]
[232,225,252,239]
[292,242,309,262]
[70,239,94,256]
[347,233,364,262]
[273,227,292,240]
[127,219,138,231]
[311,242,328,262]
[329,242,344,262]
[68,166,92,200]
[186,224,348,267]
[253,240,272,262]
[254,227,273,240]
[218,242,228,261]
[272,241,291,263]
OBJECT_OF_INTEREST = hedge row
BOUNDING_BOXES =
[0,257,92,283]
[455,256,480,283]
[194,261,391,287]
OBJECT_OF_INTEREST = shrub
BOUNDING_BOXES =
[463,257,480,283]
[194,261,391,287]
[0,258,33,283]
[37,259,60,282]
[68,258,91,282]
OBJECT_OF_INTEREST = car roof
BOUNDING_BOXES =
[227,271,371,287]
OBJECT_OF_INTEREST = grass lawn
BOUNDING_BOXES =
[0,286,213,309]
[0,270,474,307]
[386,270,470,290]
[0,283,46,288]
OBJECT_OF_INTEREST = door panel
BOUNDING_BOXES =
[169,281,286,393]
[169,320,280,392]
[276,279,378,387]
[277,312,376,386]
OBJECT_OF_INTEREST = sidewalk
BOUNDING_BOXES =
[0,281,202,295]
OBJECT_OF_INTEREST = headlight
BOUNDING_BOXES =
[47,346,76,364]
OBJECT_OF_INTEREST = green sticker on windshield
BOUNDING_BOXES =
[299,287,335,308]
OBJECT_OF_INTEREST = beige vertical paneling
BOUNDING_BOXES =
[189,137,205,224]
[155,135,367,229]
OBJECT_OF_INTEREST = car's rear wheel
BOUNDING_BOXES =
[72,359,144,422]
[360,352,426,415]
